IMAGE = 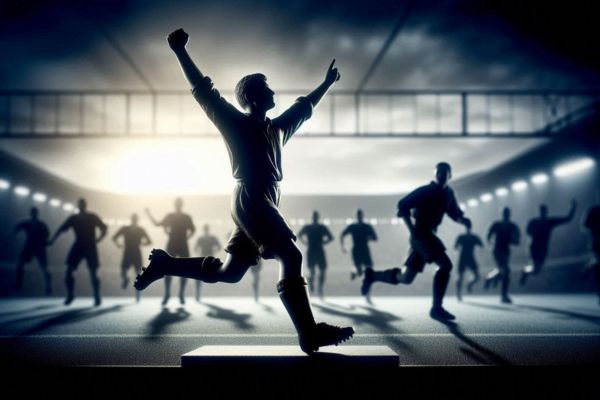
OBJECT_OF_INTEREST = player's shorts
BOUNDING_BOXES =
[458,257,479,273]
[167,242,190,258]
[404,230,446,273]
[530,246,547,266]
[307,248,327,270]
[351,246,373,268]
[225,181,296,265]
[20,246,47,264]
[493,249,510,269]
[121,248,142,271]
[66,243,99,269]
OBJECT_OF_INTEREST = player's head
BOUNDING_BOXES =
[464,218,472,231]
[539,204,548,217]
[131,213,138,225]
[174,197,183,211]
[30,207,39,219]
[203,224,210,234]
[434,162,452,187]
[502,207,511,221]
[235,73,275,113]
[312,211,320,223]
[357,209,364,222]
[78,198,87,212]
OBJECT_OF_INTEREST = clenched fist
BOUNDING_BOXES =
[167,28,189,51]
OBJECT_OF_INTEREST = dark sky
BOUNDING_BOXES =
[1,0,599,90]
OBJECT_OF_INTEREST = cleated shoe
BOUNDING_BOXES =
[430,306,456,321]
[134,249,171,290]
[299,322,355,354]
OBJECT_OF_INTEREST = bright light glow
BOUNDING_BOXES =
[33,193,47,202]
[495,187,509,197]
[323,218,331,226]
[480,193,493,202]
[531,173,549,184]
[459,203,466,211]
[105,218,115,225]
[390,218,398,225]
[467,198,479,207]
[290,219,297,226]
[553,157,595,177]
[14,186,30,196]
[511,180,528,192]
[298,219,306,226]
[0,179,10,190]
[63,203,74,211]
[370,218,378,225]
[49,198,61,207]
[345,218,353,225]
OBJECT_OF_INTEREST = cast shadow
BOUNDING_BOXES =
[204,302,254,330]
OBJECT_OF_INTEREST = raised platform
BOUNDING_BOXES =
[181,345,399,368]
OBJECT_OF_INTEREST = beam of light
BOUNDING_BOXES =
[495,187,509,197]
[553,157,595,177]
[511,180,528,192]
[531,173,549,184]
[14,186,30,197]
[49,198,61,207]
[467,198,479,207]
[33,193,47,202]
[480,193,493,202]
[0,179,10,190]
[63,203,74,211]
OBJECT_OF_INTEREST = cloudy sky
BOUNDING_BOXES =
[0,0,596,194]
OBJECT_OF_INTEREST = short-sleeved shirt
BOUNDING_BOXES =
[60,212,106,248]
[16,220,49,250]
[455,233,483,260]
[196,234,220,256]
[341,223,377,250]
[161,212,194,247]
[114,226,149,251]
[488,221,520,254]
[191,76,313,184]
[398,182,463,231]
[298,224,333,252]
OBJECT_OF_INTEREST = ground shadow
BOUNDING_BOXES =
[0,304,58,318]
[318,299,357,311]
[433,319,512,365]
[146,307,191,339]
[463,300,522,313]
[12,305,126,336]
[203,302,254,330]
[515,303,600,326]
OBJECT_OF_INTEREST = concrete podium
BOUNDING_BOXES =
[181,345,398,367]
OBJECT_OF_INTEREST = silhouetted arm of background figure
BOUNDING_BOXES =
[323,226,334,245]
[47,216,74,246]
[112,227,125,249]
[298,226,309,246]
[368,224,378,242]
[340,225,351,253]
[141,228,152,247]
[94,216,108,243]
[487,223,497,246]
[554,199,577,226]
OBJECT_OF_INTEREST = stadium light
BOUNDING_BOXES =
[0,179,10,190]
[531,173,549,184]
[345,218,353,225]
[63,203,74,211]
[370,218,378,225]
[14,186,30,197]
[33,193,47,202]
[298,219,305,226]
[495,187,509,197]
[480,193,493,202]
[511,180,528,192]
[323,218,331,226]
[390,218,399,225]
[467,198,479,207]
[553,157,595,177]
[459,203,466,211]
[49,198,61,207]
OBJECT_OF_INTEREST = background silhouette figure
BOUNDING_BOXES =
[340,209,377,281]
[134,28,353,354]
[49,198,107,306]
[584,204,600,304]
[298,211,334,298]
[485,207,520,304]
[146,197,195,306]
[12,207,52,295]
[520,199,577,285]
[360,162,471,321]
[454,220,483,301]
[112,213,152,302]
[193,224,221,302]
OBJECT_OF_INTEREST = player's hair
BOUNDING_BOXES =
[436,162,452,173]
[235,73,267,109]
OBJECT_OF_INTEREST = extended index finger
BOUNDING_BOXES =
[329,59,336,70]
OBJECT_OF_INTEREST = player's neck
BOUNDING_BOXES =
[250,108,267,122]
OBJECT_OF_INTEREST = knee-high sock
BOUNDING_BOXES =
[433,269,450,307]
[501,271,510,298]
[277,277,316,337]
[161,257,223,283]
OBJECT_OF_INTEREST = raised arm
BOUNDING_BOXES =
[560,199,577,224]
[168,29,205,87]
[305,59,340,108]
[145,208,161,227]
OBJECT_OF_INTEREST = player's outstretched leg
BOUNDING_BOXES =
[278,277,354,354]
